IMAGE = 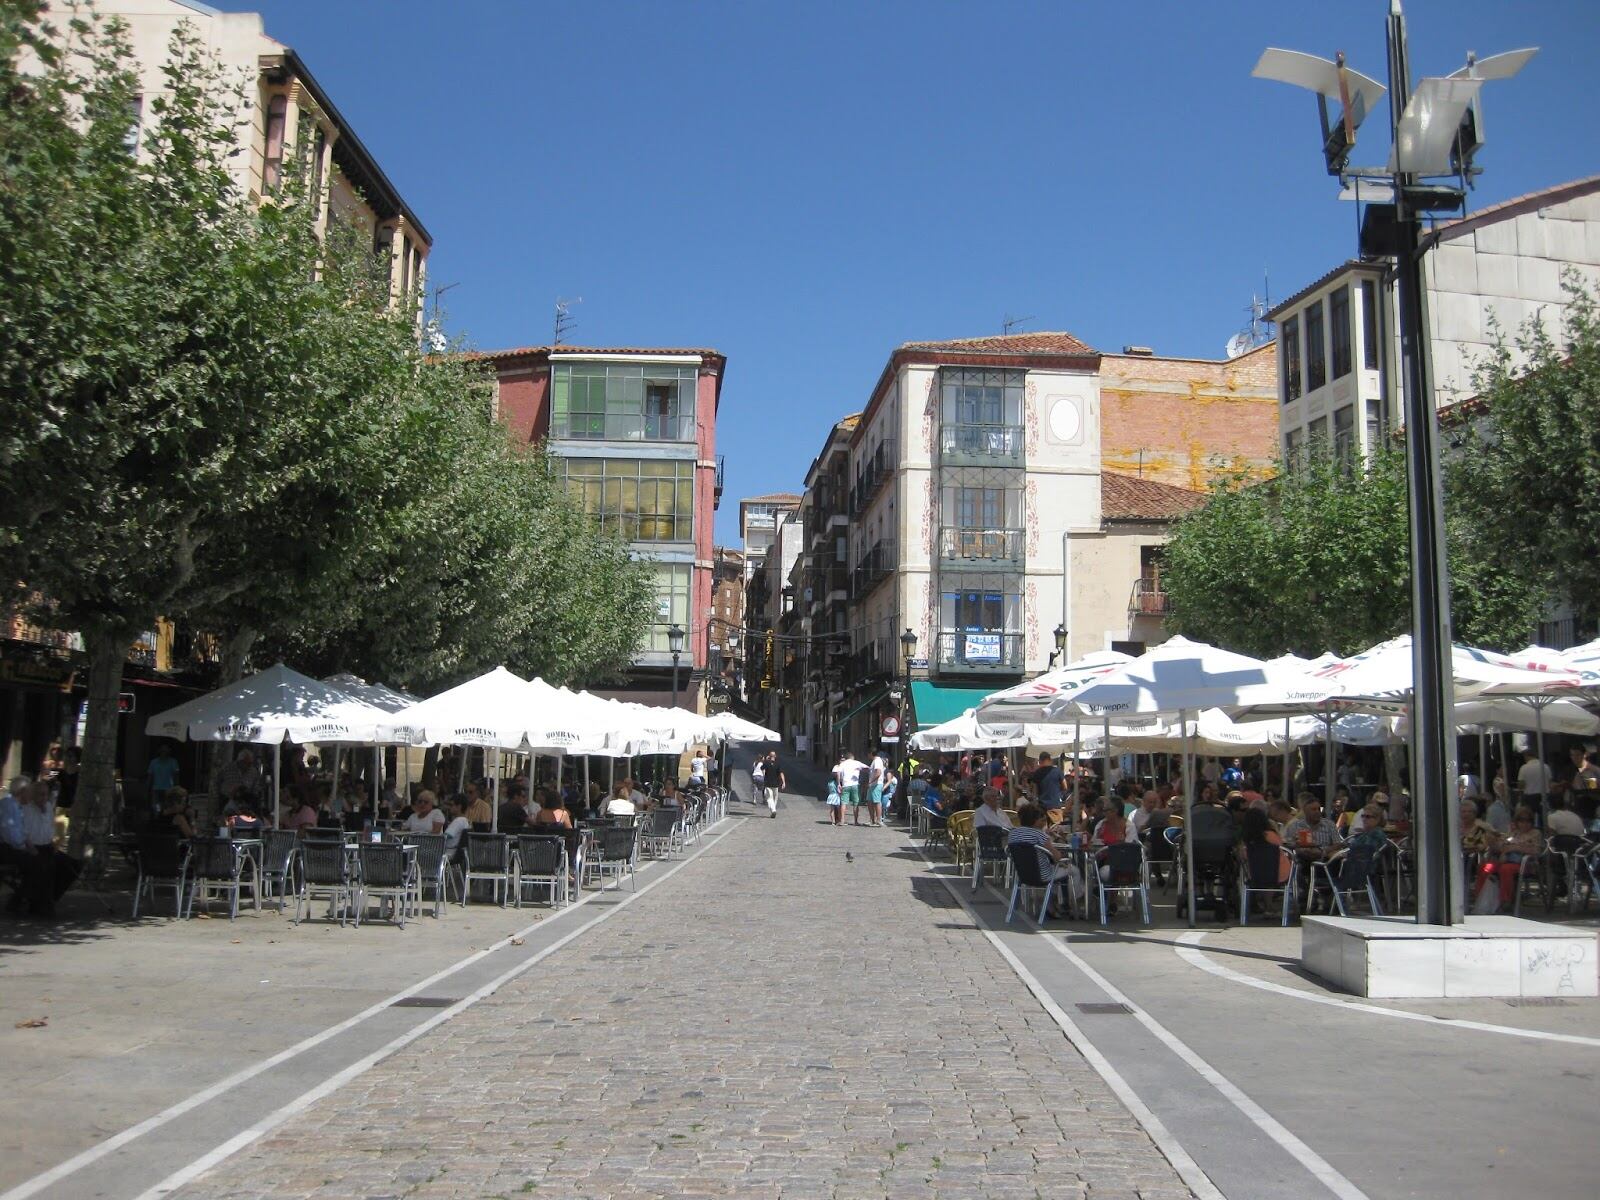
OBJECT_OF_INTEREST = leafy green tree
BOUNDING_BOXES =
[1162,453,1412,658]
[1449,277,1600,634]
[1,7,276,852]
[1162,447,1544,659]
[0,5,655,853]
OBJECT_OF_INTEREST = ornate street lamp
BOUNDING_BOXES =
[1047,623,1068,669]
[668,623,686,711]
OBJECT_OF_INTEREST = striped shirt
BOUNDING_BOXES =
[1007,825,1053,878]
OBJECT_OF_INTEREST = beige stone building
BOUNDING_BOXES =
[60,0,431,317]
[782,333,1277,758]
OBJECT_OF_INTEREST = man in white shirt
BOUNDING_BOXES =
[688,750,709,787]
[1517,750,1551,802]
[403,791,446,835]
[866,751,888,827]
[605,784,637,817]
[834,753,868,825]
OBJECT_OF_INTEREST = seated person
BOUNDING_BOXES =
[1092,799,1133,846]
[1281,796,1341,863]
[403,790,446,835]
[1267,798,1296,833]
[146,788,197,839]
[1007,802,1077,913]
[442,795,472,851]
[1476,806,1544,912]
[225,798,263,830]
[1238,807,1291,884]
[657,778,680,806]
[535,793,574,829]
[497,787,529,831]
[973,786,1012,829]
[605,782,637,817]
[1546,795,1586,839]
[1458,797,1494,856]
[284,793,319,832]
[463,782,493,826]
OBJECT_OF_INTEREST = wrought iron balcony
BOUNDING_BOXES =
[933,630,1025,674]
[939,423,1023,465]
[851,539,897,598]
[1130,578,1172,616]
[937,526,1024,567]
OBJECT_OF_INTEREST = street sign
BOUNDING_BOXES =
[881,736,900,744]
[881,715,901,737]
[117,692,136,714]
[906,657,928,670]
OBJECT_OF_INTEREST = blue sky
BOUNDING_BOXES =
[245,0,1600,542]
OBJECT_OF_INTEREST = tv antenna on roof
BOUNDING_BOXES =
[1225,274,1275,359]
[1002,313,1034,334]
[554,296,582,345]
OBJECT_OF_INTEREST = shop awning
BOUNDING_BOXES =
[910,681,999,730]
[831,687,889,731]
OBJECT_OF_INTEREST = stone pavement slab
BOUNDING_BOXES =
[163,764,1193,1200]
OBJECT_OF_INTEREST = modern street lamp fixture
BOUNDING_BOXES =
[1047,623,1068,669]
[668,622,686,711]
[1254,1,1534,926]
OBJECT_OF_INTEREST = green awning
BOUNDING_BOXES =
[831,687,889,732]
[910,681,998,730]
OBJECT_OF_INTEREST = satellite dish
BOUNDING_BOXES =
[1225,332,1253,360]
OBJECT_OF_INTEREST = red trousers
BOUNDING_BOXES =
[1477,860,1520,904]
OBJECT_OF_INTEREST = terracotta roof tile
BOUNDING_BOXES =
[899,331,1097,356]
[1101,472,1206,521]
[467,345,725,362]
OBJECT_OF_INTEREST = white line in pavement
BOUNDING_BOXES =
[1176,931,1600,1048]
[132,816,749,1200]
[0,816,747,1200]
[1042,932,1373,1200]
[915,849,1225,1200]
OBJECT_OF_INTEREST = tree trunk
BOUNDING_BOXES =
[207,625,258,797]
[69,627,134,859]
[1383,742,1407,801]
[219,625,257,685]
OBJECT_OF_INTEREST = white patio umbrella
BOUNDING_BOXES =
[704,711,780,743]
[1046,636,1305,926]
[323,673,423,822]
[145,663,395,828]
[910,708,1029,752]
[975,650,1133,729]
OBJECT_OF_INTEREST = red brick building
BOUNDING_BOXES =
[476,346,726,708]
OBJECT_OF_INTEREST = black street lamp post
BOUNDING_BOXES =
[668,623,686,712]
[897,627,918,818]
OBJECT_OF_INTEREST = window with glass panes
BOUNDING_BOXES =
[1305,300,1326,392]
[1361,280,1380,370]
[939,578,1021,633]
[1281,314,1302,401]
[940,368,1024,426]
[551,362,698,441]
[1284,426,1304,466]
[1333,406,1355,470]
[1330,286,1352,380]
[561,457,694,542]
[646,563,692,654]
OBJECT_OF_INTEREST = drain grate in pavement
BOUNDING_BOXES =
[1076,1002,1133,1015]
[391,996,456,1008]
[1505,997,1571,1008]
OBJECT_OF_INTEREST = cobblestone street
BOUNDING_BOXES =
[174,772,1192,1200]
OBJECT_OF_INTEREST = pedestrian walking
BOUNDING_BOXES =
[761,751,785,818]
